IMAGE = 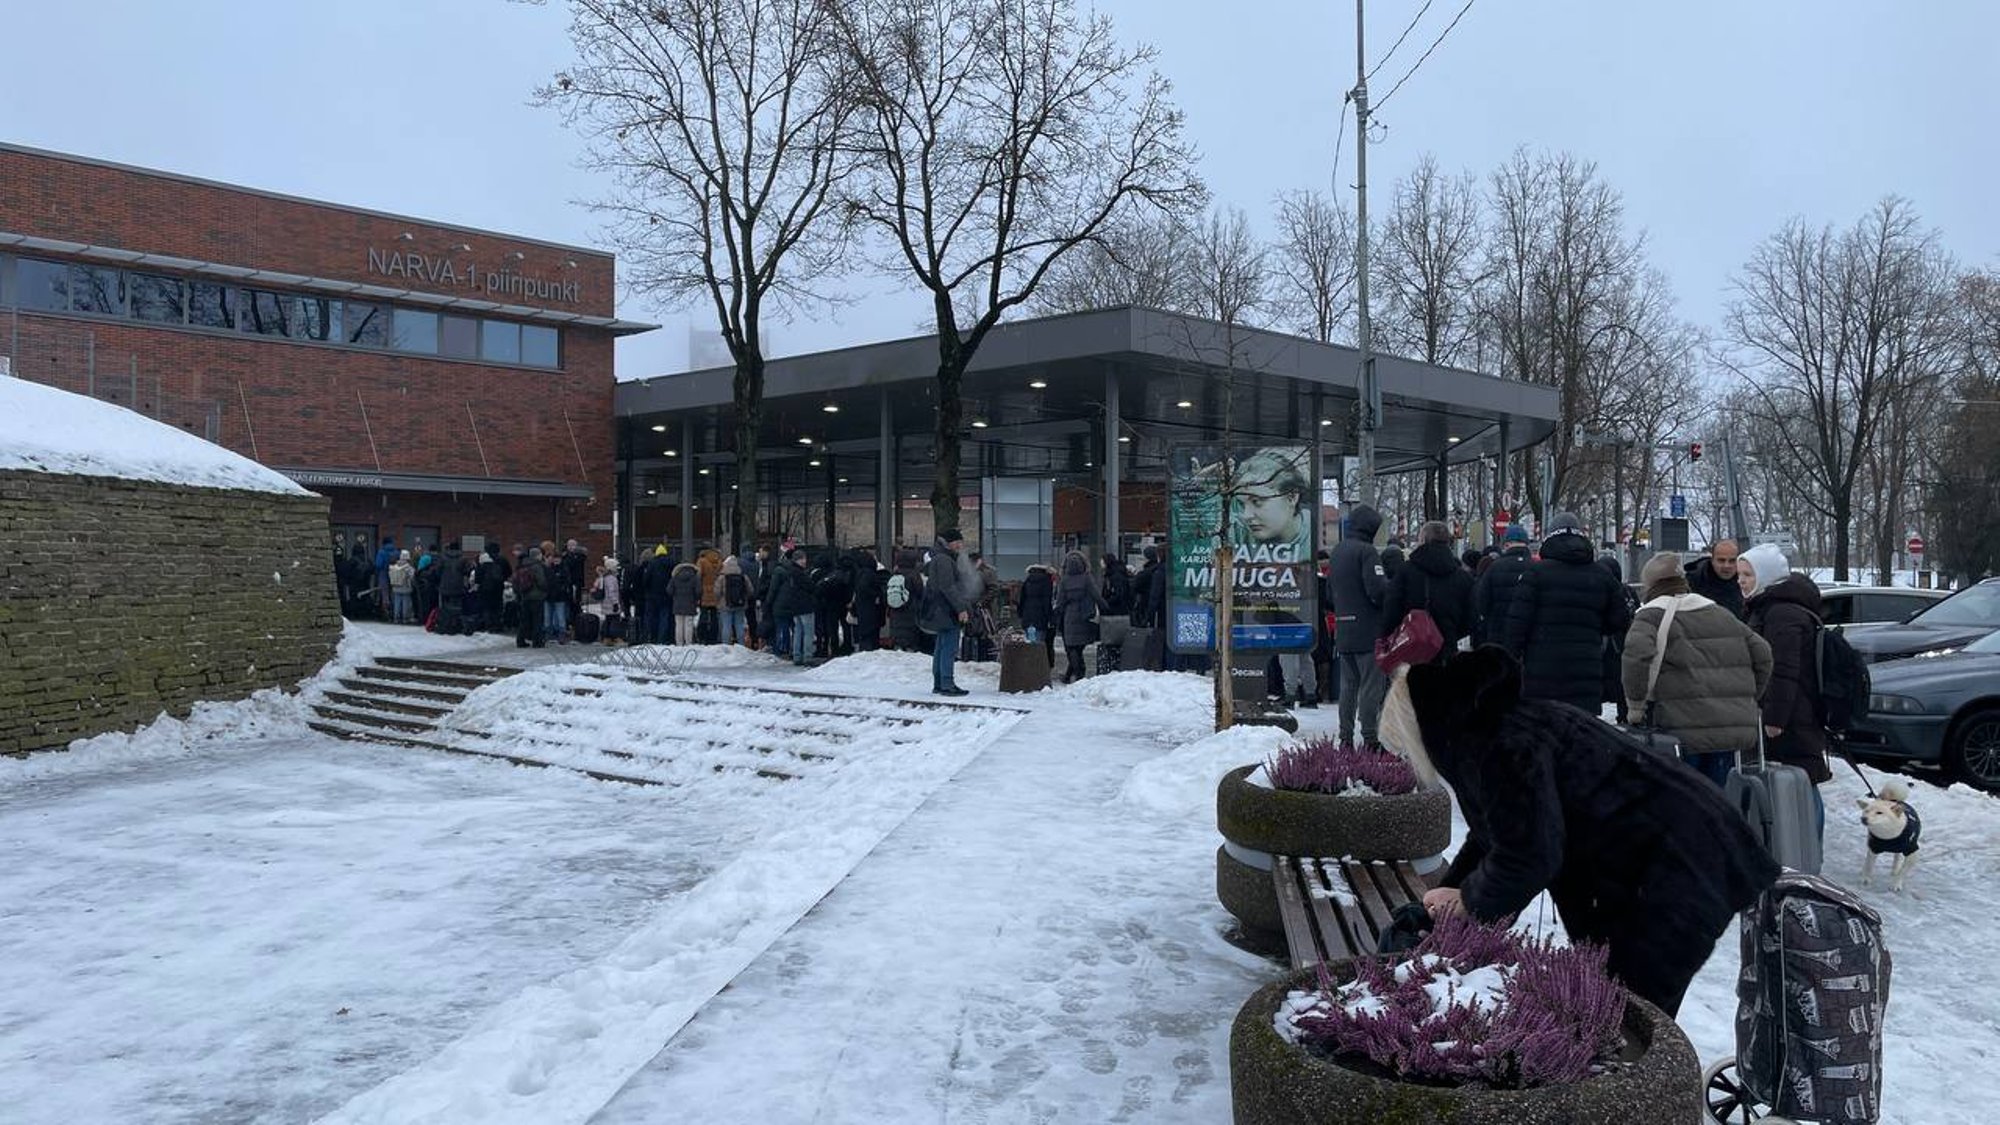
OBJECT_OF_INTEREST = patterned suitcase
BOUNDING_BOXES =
[1737,872,1891,1124]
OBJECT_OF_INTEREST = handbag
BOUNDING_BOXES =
[1098,613,1132,647]
[1619,599,1684,760]
[1374,575,1443,673]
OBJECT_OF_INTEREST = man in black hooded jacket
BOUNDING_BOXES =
[1327,503,1389,748]
[1502,512,1633,713]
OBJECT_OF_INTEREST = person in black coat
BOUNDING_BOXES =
[1685,540,1745,620]
[1378,521,1476,663]
[1741,544,1832,835]
[1502,513,1633,713]
[1471,526,1533,646]
[1597,554,1640,722]
[1130,546,1161,629]
[1383,646,1779,1017]
[1328,503,1390,747]
[1055,551,1106,683]
[850,547,886,652]
[887,548,928,653]
[1017,564,1057,667]
[436,543,467,634]
[642,548,676,644]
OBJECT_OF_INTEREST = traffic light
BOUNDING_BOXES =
[1688,441,1703,462]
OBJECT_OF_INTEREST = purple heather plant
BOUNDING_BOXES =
[1286,913,1628,1089]
[1265,735,1419,797]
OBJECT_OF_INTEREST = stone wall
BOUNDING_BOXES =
[0,470,341,754]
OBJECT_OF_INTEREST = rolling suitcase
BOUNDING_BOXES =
[1726,732,1823,875]
[603,612,626,643]
[574,611,601,644]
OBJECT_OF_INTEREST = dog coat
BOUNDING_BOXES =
[1866,803,1921,856]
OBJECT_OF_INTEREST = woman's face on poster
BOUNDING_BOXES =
[1237,487,1302,543]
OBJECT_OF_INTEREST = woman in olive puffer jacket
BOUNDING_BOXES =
[1622,552,1772,787]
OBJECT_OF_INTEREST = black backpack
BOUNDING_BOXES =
[1816,624,1872,732]
[724,572,749,608]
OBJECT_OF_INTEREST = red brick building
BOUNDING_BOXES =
[0,143,653,562]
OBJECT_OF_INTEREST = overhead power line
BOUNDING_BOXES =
[1375,0,1478,110]
[1365,0,1435,83]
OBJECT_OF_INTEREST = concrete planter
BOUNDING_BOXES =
[1230,961,1702,1125]
[1215,764,1452,862]
[1214,844,1287,955]
[998,640,1051,693]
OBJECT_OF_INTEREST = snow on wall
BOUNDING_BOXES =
[0,375,308,495]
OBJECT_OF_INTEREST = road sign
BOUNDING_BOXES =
[1669,494,1686,518]
[1908,535,1925,557]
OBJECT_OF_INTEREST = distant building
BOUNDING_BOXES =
[0,143,655,559]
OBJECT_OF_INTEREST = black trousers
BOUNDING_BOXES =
[517,598,545,646]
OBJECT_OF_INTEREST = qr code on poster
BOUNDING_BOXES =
[1174,609,1210,647]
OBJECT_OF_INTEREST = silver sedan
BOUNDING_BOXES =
[1845,626,2000,792]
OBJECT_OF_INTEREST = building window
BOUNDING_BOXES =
[189,282,243,330]
[15,257,70,312]
[130,274,187,324]
[521,324,559,368]
[299,295,337,342]
[440,315,478,359]
[480,319,521,364]
[343,302,389,347]
[391,308,438,354]
[244,289,299,336]
[69,265,127,316]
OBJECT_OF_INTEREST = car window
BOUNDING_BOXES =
[1909,583,2000,628]
[1858,593,1928,623]
[1969,629,2000,655]
[1820,593,1855,626]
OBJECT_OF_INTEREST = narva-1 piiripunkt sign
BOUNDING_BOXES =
[1167,444,1317,654]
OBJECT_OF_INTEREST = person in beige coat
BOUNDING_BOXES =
[1622,552,1773,787]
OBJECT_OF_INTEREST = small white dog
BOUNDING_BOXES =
[1858,780,1922,893]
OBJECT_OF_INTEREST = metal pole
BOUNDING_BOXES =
[1104,364,1122,559]
[680,415,695,560]
[877,389,894,561]
[1352,0,1379,507]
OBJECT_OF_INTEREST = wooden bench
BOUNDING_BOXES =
[1270,855,1435,970]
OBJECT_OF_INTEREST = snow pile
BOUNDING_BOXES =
[0,376,307,494]
[0,687,311,789]
[800,649,1001,692]
[1117,723,1291,816]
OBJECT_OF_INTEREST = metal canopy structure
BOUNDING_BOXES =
[614,306,1560,558]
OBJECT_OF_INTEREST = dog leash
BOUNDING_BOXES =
[1828,734,1877,798]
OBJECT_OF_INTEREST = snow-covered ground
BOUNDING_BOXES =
[2,624,1995,1123]
[0,375,308,494]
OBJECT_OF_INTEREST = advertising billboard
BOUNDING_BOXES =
[1166,444,1317,654]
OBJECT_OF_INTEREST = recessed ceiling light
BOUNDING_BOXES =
[1447,436,1462,444]
[1319,419,1333,427]
[838,477,849,484]
[646,489,657,495]
[698,468,710,475]
[1084,461,1094,468]
[663,450,678,457]
[1176,400,1193,409]
[808,459,821,467]
[1029,380,1047,389]
[731,484,739,489]
[971,420,988,429]
[650,424,667,433]
[798,437,813,445]
[907,494,917,499]
[1117,435,1131,443]
[822,404,840,413]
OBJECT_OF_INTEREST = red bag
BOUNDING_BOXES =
[1375,609,1443,674]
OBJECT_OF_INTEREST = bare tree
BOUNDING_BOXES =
[1028,213,1199,315]
[1187,205,1268,326]
[1481,150,1648,524]
[1725,197,1960,580]
[1929,270,2000,583]
[1270,189,1356,344]
[1375,154,1484,367]
[540,0,858,553]
[834,0,1202,533]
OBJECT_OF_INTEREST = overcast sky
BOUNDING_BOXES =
[5,2,1994,380]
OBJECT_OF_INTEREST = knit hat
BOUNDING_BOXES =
[1504,525,1530,543]
[1641,552,1690,602]
[1739,543,1791,599]
[1549,511,1584,535]
[938,527,963,544]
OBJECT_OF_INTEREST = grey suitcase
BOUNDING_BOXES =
[1726,733,1823,875]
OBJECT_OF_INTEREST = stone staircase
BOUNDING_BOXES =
[307,656,517,752]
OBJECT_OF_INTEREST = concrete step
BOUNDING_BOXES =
[353,665,499,690]
[308,704,437,735]
[335,677,468,705]
[308,719,662,787]
[320,689,453,720]
[376,656,520,679]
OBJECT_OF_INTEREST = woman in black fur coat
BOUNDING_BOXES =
[1381,646,1779,1017]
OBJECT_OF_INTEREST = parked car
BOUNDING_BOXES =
[1844,625,2000,791]
[1817,584,1948,628]
[1843,577,2000,663]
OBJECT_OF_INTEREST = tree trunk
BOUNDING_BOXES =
[1832,495,1852,583]
[731,354,765,555]
[1214,542,1235,732]
[932,315,965,538]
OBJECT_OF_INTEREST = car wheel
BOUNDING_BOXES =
[1944,707,2000,793]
